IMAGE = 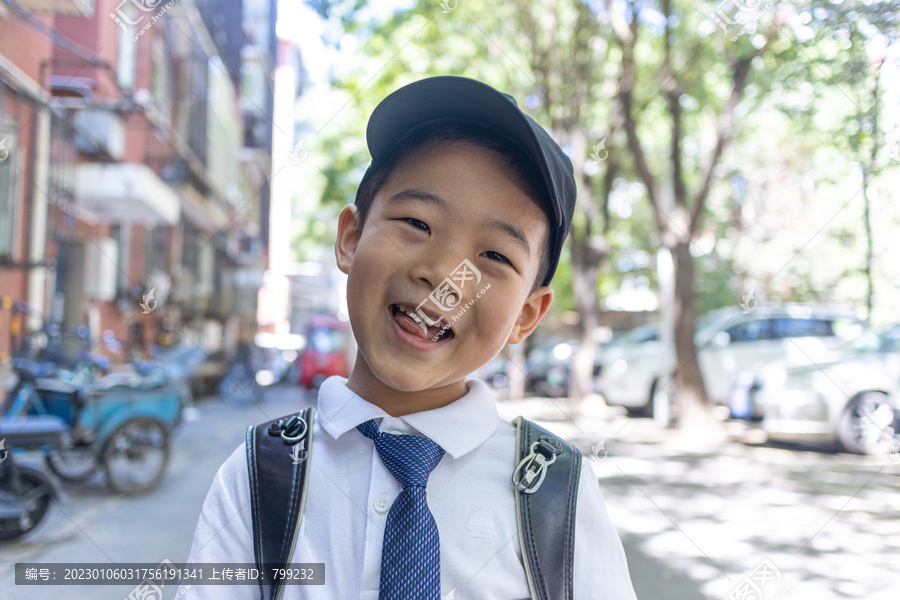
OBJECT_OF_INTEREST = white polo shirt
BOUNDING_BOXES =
[178,376,637,599]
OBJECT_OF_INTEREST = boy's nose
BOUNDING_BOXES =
[408,248,468,290]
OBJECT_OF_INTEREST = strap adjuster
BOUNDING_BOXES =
[512,435,563,494]
[267,414,308,444]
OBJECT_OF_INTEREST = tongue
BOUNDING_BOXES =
[394,311,445,340]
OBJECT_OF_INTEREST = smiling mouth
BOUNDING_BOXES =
[390,304,454,342]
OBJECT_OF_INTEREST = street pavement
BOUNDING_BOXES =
[0,385,315,600]
[496,396,900,600]
[0,385,898,599]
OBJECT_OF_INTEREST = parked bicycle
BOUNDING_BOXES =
[2,357,182,494]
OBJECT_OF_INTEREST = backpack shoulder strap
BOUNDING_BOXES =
[511,416,581,600]
[246,407,314,600]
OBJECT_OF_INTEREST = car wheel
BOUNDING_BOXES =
[641,380,657,418]
[835,392,897,455]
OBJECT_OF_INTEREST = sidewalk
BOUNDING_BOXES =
[496,395,900,600]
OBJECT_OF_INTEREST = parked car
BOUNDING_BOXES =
[738,323,900,454]
[477,340,603,398]
[476,354,511,389]
[296,315,352,389]
[527,339,604,398]
[595,304,863,416]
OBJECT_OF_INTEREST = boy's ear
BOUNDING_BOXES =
[335,204,361,275]
[507,286,554,345]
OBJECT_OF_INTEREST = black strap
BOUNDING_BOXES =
[513,416,581,600]
[246,407,314,600]
[246,409,579,600]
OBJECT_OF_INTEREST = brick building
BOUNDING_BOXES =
[0,0,276,366]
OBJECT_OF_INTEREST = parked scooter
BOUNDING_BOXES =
[0,416,67,539]
[218,342,266,407]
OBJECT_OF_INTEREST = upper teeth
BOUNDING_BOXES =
[398,304,445,328]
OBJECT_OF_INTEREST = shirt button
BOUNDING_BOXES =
[373,496,390,514]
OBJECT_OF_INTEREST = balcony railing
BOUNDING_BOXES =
[14,0,94,18]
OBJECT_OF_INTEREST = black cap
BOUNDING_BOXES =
[358,76,576,287]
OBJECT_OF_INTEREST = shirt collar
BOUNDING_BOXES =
[316,376,500,460]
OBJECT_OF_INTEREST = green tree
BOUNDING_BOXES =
[612,0,779,430]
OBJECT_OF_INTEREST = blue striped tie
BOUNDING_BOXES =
[356,419,445,599]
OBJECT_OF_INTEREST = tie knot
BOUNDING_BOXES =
[356,419,445,489]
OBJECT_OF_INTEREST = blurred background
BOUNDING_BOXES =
[1,0,899,598]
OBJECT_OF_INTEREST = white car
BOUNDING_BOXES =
[595,304,862,416]
[747,323,900,454]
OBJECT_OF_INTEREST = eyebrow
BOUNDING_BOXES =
[388,187,531,257]
[483,217,531,258]
[386,188,453,216]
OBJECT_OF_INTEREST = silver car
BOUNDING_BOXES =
[595,304,861,416]
[746,323,900,454]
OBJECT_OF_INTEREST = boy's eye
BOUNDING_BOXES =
[401,218,430,233]
[483,250,510,265]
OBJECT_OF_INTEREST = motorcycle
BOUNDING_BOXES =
[0,415,67,539]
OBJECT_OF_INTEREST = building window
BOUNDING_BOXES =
[117,3,137,91]
[151,30,173,123]
[110,224,125,293]
[143,224,168,279]
[0,129,17,260]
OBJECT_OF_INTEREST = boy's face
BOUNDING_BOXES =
[335,141,554,394]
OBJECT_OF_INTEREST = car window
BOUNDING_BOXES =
[880,325,900,352]
[632,328,658,343]
[610,325,658,345]
[768,318,835,338]
[726,320,775,342]
[833,324,900,353]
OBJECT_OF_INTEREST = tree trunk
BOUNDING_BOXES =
[568,139,600,407]
[670,236,719,432]
[514,0,603,408]
[569,240,599,406]
[568,128,612,408]
[862,58,883,324]
[614,0,774,433]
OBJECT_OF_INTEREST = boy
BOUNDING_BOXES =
[179,76,637,599]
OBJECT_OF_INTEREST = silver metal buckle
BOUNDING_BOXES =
[267,414,309,444]
[280,418,308,443]
[512,436,562,494]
